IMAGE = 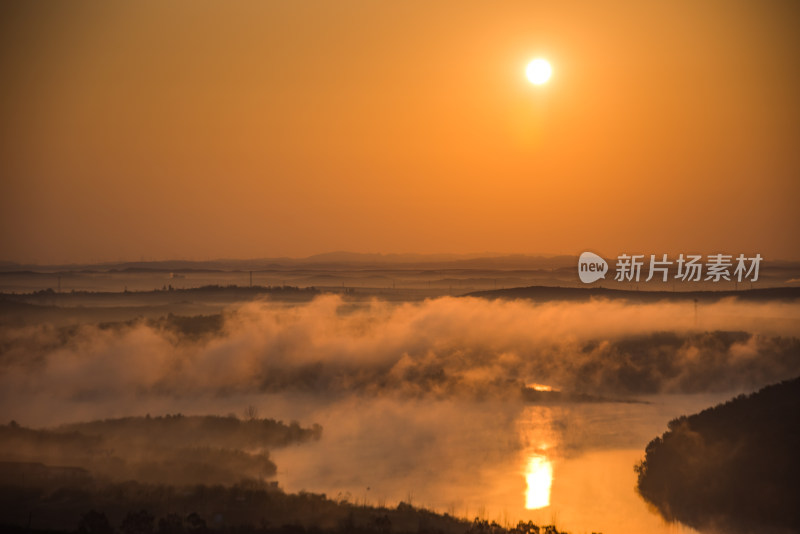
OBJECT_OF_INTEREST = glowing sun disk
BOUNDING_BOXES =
[526,59,552,85]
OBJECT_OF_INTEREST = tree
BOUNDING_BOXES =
[121,509,155,534]
[158,513,184,534]
[77,510,114,534]
[185,512,207,533]
[243,405,260,421]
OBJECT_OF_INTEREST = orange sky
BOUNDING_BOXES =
[1,1,798,263]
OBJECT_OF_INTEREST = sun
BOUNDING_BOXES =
[526,58,552,85]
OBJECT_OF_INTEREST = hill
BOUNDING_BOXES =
[467,285,800,303]
[0,415,321,486]
[635,377,800,533]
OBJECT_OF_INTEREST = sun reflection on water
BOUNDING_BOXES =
[518,406,556,511]
[524,452,553,509]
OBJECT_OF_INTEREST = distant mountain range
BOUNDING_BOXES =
[0,252,578,273]
[2,254,799,292]
[468,285,800,302]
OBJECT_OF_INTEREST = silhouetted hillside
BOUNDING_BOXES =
[635,377,800,533]
[0,415,321,486]
[468,285,800,303]
[0,415,588,533]
[0,472,580,534]
[60,413,322,449]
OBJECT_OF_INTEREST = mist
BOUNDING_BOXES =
[1,295,799,427]
[1,293,798,531]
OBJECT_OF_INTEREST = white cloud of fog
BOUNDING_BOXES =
[1,295,797,528]
[1,295,798,425]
